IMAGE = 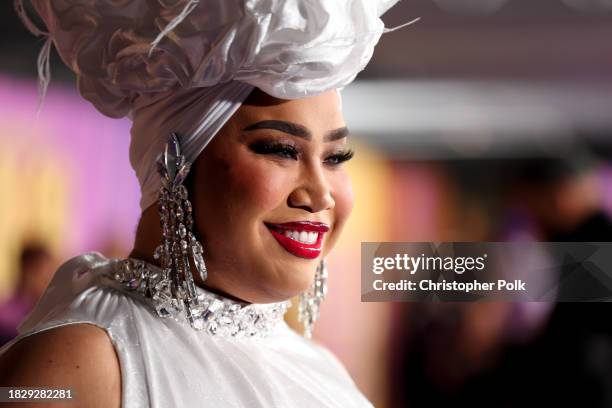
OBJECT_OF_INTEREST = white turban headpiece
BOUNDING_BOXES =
[18,0,417,210]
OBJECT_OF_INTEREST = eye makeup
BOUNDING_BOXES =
[324,149,354,166]
[246,137,354,166]
[248,139,300,160]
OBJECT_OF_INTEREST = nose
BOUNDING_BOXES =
[288,164,335,213]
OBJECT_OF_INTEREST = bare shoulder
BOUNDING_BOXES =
[0,323,121,408]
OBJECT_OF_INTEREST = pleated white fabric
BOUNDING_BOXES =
[0,252,373,408]
[128,81,256,210]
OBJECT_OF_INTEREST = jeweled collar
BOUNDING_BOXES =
[102,258,291,338]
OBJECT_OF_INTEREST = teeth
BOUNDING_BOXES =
[299,231,308,242]
[282,229,318,244]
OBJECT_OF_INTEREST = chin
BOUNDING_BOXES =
[257,266,316,302]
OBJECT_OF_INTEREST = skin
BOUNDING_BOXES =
[0,324,121,408]
[0,87,355,405]
[130,87,355,303]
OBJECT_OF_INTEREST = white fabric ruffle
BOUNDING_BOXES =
[25,0,406,118]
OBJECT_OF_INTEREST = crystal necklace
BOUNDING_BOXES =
[103,258,292,338]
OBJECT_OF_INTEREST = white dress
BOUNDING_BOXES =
[0,252,373,408]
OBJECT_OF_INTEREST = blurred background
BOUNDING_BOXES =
[1,1,612,407]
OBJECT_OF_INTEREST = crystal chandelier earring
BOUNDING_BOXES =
[153,133,209,326]
[298,258,328,339]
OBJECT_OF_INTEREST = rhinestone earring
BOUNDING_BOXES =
[153,133,209,327]
[298,258,328,339]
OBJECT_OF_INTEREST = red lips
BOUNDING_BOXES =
[265,221,330,259]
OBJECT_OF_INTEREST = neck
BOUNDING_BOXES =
[129,204,162,267]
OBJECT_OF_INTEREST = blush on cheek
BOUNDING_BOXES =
[227,158,293,212]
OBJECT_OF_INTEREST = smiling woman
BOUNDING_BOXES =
[0,0,405,407]
[130,88,355,305]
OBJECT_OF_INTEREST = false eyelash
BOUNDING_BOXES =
[325,149,354,166]
[249,141,299,160]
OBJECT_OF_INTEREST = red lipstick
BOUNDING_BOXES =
[265,221,330,259]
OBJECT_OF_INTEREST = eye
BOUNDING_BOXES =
[324,149,354,166]
[249,141,299,160]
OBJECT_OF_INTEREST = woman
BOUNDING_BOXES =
[0,1,412,406]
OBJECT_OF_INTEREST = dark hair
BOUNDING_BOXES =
[19,242,51,271]
[511,151,599,187]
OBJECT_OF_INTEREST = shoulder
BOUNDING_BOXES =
[0,323,121,408]
[17,252,127,334]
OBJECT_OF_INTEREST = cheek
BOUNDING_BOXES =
[228,160,291,214]
[193,153,292,269]
[331,171,355,227]
[204,152,292,219]
[321,171,354,256]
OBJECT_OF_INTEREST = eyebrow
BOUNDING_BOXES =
[242,120,349,142]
